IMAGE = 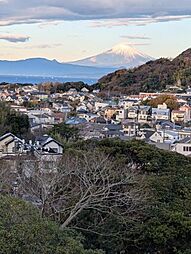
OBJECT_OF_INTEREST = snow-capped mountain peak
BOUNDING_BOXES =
[111,43,138,55]
[70,43,154,69]
[109,43,146,59]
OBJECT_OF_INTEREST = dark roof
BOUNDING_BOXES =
[35,135,64,149]
[0,133,15,142]
[106,124,122,131]
[77,109,88,113]
[35,135,49,144]
[106,130,124,136]
[143,130,155,139]
[42,139,64,148]
[92,117,107,124]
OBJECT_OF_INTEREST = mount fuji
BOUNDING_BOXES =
[70,44,154,69]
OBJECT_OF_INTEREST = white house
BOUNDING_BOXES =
[0,133,24,158]
[35,135,64,155]
[152,103,170,121]
[128,106,139,120]
[172,137,191,156]
[94,102,109,111]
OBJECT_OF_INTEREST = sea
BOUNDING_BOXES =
[0,75,97,85]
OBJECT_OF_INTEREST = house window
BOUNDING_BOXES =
[183,146,191,152]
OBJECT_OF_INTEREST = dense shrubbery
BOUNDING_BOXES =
[49,123,79,143]
[146,94,179,110]
[0,102,29,136]
[0,195,102,254]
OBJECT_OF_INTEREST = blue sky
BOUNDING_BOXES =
[0,0,191,61]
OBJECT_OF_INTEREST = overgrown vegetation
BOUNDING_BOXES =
[1,138,191,253]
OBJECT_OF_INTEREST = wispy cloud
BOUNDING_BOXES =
[121,35,151,40]
[129,42,151,46]
[0,33,30,42]
[25,43,63,49]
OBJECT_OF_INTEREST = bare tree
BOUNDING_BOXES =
[0,159,18,195]
[14,150,146,232]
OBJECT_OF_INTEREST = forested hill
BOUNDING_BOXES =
[93,48,191,95]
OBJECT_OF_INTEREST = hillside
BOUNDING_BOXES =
[93,48,191,95]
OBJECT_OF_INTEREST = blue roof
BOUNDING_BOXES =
[65,117,87,125]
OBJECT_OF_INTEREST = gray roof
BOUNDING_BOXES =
[152,108,170,115]
[106,124,122,131]
[177,137,191,143]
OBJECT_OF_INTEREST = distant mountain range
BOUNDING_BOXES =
[70,44,154,68]
[93,48,191,95]
[0,58,114,80]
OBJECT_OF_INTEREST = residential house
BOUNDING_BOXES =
[171,110,185,123]
[0,133,25,158]
[90,117,107,124]
[103,124,124,139]
[79,123,105,140]
[149,131,164,143]
[53,112,67,124]
[145,129,179,144]
[31,91,49,101]
[119,99,138,109]
[162,130,180,143]
[81,87,89,93]
[127,106,139,121]
[78,112,99,122]
[65,88,78,95]
[137,129,155,141]
[104,107,118,120]
[53,103,71,113]
[34,135,64,155]
[115,108,127,122]
[122,120,139,137]
[179,104,191,122]
[138,106,152,123]
[152,103,170,121]
[94,102,109,111]
[172,137,191,156]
